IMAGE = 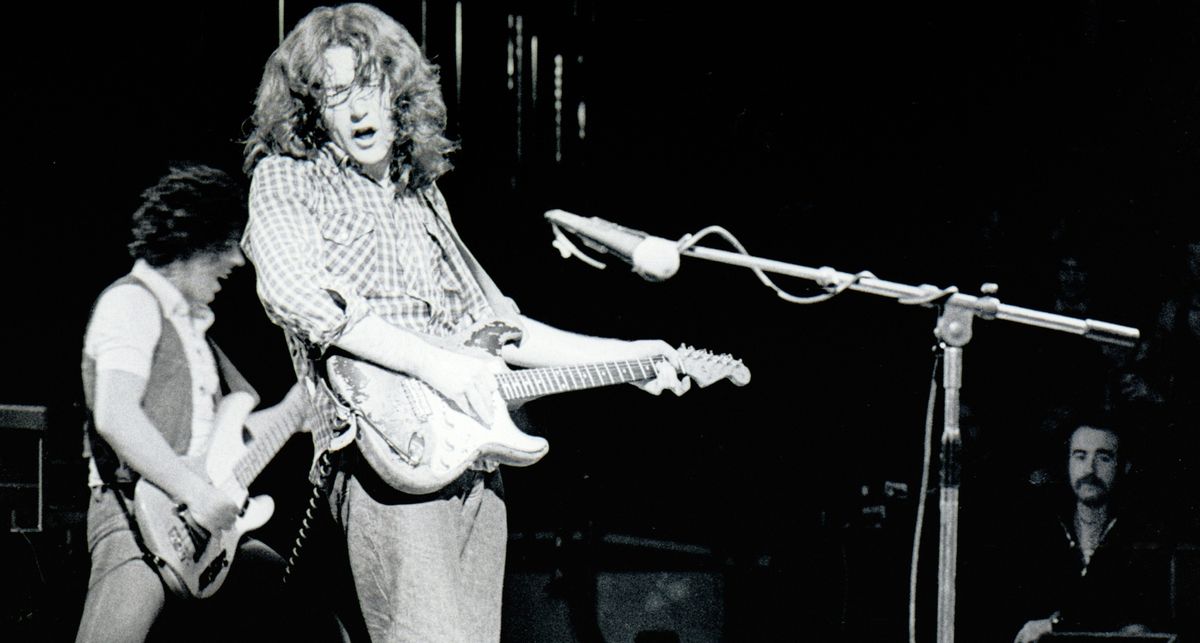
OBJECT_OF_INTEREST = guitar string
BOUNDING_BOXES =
[233,420,296,487]
[495,357,664,397]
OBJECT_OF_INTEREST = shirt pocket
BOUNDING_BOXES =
[318,210,379,295]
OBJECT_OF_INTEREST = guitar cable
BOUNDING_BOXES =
[909,349,942,643]
[283,450,334,584]
[675,225,878,305]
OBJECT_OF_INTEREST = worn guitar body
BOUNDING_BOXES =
[330,355,548,495]
[133,392,297,599]
[327,319,751,496]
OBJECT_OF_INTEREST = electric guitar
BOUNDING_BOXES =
[327,319,751,495]
[133,391,301,598]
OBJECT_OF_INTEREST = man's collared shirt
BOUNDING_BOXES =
[243,145,494,455]
[83,259,221,485]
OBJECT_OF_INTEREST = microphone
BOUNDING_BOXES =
[544,209,681,281]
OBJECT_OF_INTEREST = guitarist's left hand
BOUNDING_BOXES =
[624,340,692,397]
[498,317,689,396]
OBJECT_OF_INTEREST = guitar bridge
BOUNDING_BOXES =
[198,549,229,591]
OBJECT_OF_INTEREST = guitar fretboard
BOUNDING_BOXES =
[233,418,297,488]
[496,356,668,401]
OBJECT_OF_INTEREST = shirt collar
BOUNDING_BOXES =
[130,259,215,329]
[321,141,355,170]
[320,142,399,195]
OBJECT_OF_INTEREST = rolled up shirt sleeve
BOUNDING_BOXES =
[86,284,160,378]
[243,156,371,354]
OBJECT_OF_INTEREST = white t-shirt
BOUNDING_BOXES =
[83,260,220,486]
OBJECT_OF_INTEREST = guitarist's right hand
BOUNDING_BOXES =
[178,479,240,534]
[420,349,509,427]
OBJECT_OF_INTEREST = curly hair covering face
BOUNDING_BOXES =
[243,3,455,192]
[128,163,247,267]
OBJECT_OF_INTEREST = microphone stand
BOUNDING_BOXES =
[673,243,1139,643]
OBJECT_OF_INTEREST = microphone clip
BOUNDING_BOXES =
[550,223,608,271]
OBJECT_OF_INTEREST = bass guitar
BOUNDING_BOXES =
[133,391,301,598]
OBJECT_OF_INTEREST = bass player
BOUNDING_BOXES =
[77,163,321,642]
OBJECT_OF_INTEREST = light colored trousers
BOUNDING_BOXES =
[333,464,508,643]
[75,487,287,643]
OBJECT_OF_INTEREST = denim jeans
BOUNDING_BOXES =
[332,457,507,643]
[75,486,165,643]
[75,486,307,643]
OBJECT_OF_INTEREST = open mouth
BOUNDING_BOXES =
[352,126,377,144]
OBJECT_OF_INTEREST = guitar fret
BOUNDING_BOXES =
[496,353,698,402]
[502,374,520,399]
[506,372,529,399]
[234,423,294,488]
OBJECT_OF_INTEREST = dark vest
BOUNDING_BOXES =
[81,274,255,485]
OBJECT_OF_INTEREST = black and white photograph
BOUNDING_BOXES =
[3,1,1200,641]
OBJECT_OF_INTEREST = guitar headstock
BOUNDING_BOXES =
[677,345,752,388]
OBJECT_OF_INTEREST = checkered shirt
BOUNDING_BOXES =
[243,145,497,460]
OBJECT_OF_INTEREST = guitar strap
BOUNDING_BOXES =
[423,188,521,319]
[107,485,169,572]
[209,339,260,403]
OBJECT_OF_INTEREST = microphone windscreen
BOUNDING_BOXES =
[632,236,681,281]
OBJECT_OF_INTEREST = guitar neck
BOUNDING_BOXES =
[232,419,297,488]
[496,356,669,401]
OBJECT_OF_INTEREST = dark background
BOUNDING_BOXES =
[3,1,1200,641]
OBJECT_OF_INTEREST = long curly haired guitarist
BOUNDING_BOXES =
[241,4,691,641]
